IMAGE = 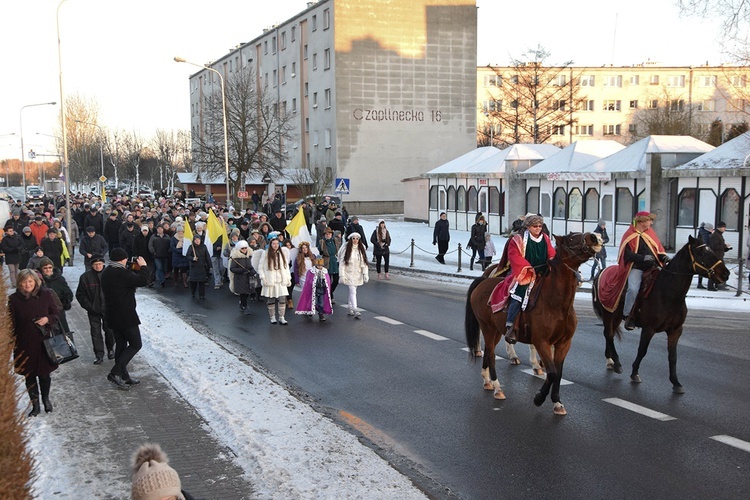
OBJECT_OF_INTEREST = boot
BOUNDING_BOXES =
[182,273,188,288]
[40,377,52,413]
[504,324,517,344]
[278,303,288,325]
[287,298,294,310]
[27,385,41,417]
[268,304,277,324]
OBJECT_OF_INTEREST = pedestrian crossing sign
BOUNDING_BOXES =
[334,177,350,195]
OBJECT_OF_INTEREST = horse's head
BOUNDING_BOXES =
[553,232,602,267]
[685,235,731,283]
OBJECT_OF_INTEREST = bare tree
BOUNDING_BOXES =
[481,46,583,146]
[59,94,101,187]
[102,128,127,189]
[152,128,190,195]
[122,130,145,192]
[192,68,295,202]
[287,163,336,201]
[679,1,750,63]
[628,86,701,142]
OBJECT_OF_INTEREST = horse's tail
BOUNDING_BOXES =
[591,273,622,340]
[465,276,486,361]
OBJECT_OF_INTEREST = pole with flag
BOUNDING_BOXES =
[182,220,194,256]
[286,207,312,247]
[206,209,227,257]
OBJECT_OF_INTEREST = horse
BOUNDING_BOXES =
[591,235,730,394]
[465,232,602,415]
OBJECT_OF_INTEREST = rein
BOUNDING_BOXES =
[660,244,722,277]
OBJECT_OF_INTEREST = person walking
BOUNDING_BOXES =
[185,234,212,299]
[370,219,391,279]
[338,233,369,318]
[696,222,713,289]
[0,226,24,287]
[170,226,189,288]
[39,257,74,335]
[432,212,450,264]
[101,248,150,390]
[9,269,62,416]
[590,220,610,281]
[295,257,333,321]
[292,242,315,309]
[75,254,115,364]
[318,227,341,303]
[256,233,292,325]
[148,225,171,287]
[20,226,37,269]
[708,221,731,291]
[228,240,257,314]
[79,225,109,270]
[468,215,487,271]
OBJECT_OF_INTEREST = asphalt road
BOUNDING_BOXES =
[152,272,750,499]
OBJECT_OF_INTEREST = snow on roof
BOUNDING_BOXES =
[524,140,625,174]
[177,169,310,185]
[425,144,560,176]
[577,135,714,174]
[671,132,750,171]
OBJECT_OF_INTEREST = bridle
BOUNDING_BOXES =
[687,243,723,278]
[557,232,597,277]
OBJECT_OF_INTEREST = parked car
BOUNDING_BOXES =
[286,194,341,220]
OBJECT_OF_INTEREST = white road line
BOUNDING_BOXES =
[603,398,677,421]
[710,435,750,453]
[413,329,449,341]
[522,368,574,385]
[374,316,403,325]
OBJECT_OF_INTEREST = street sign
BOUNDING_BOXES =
[334,177,350,195]
[99,175,107,183]
[237,191,249,198]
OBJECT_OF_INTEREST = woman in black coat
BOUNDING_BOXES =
[468,215,487,271]
[229,240,257,312]
[8,268,62,417]
[186,235,212,299]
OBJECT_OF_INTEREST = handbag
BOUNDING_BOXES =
[39,321,79,365]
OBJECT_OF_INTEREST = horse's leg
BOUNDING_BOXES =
[529,344,544,374]
[533,342,555,407]
[481,330,505,399]
[604,313,622,374]
[550,342,572,416]
[505,342,521,365]
[667,327,685,394]
[630,328,656,384]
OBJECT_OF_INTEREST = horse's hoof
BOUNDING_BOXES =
[606,358,614,370]
[533,393,545,407]
[510,357,521,365]
[553,402,567,416]
[630,374,641,383]
[483,382,493,390]
[474,350,484,358]
[494,390,506,400]
[673,385,685,395]
[613,364,623,374]
[533,368,545,376]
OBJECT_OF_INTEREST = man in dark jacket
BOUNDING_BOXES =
[41,228,65,273]
[708,221,731,291]
[119,222,138,258]
[76,254,114,364]
[148,226,172,287]
[696,222,713,289]
[432,212,450,264]
[133,225,155,286]
[0,226,25,286]
[101,248,149,389]
[83,206,104,235]
[344,216,368,248]
[328,211,346,237]
[20,226,37,269]
[269,209,287,232]
[103,211,122,251]
[80,226,109,269]
[590,220,610,281]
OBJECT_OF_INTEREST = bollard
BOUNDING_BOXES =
[457,243,462,272]
[410,239,415,267]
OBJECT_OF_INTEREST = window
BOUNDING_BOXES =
[628,124,637,134]
[575,124,594,136]
[304,82,308,96]
[649,75,659,85]
[483,74,500,87]
[731,75,746,87]
[510,75,519,85]
[603,124,622,135]
[579,75,595,86]
[489,187,502,215]
[281,101,287,117]
[264,72,268,88]
[552,74,567,86]
[325,88,331,108]
[604,75,622,87]
[429,186,439,210]
[541,193,551,218]
[272,69,277,87]
[313,130,319,146]
[667,75,685,87]
[697,99,716,111]
[264,41,268,54]
[603,100,621,111]
[552,99,566,111]
[281,31,286,50]
[553,187,566,218]
[670,99,685,112]
[312,92,318,108]
[482,100,499,112]
[577,99,594,111]
[447,186,456,210]
[312,53,318,70]
[305,117,309,132]
[526,187,540,215]
[479,190,488,214]
[729,99,747,111]
[303,44,308,59]
[291,26,296,42]
[699,75,717,87]
[630,75,640,85]
[312,14,317,31]
[647,99,658,109]
[616,188,634,223]
[601,194,613,222]
[629,100,638,109]
[323,8,330,29]
[292,62,296,77]
[720,188,740,230]
[324,48,330,69]
[229,59,233,72]
[272,36,277,54]
[292,98,297,113]
[568,188,583,220]
[677,188,696,226]
[468,186,478,213]
[551,125,565,136]
[457,186,467,211]
[281,66,287,84]
[584,188,599,220]
[324,128,332,148]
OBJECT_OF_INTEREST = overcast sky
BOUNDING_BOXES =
[0,0,726,161]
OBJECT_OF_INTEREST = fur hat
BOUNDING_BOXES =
[523,214,544,228]
[109,247,129,262]
[267,231,280,242]
[347,232,361,240]
[634,211,657,223]
[235,239,249,249]
[131,444,184,500]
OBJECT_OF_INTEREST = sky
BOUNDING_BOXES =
[25,216,749,498]
[0,0,727,163]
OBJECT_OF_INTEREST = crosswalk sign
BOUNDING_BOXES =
[334,177,350,195]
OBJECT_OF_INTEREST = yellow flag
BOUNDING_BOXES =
[207,210,226,254]
[286,206,312,247]
[182,219,194,256]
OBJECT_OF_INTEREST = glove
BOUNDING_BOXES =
[643,255,655,264]
[433,241,436,245]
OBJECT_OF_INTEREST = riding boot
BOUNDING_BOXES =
[268,304,277,324]
[505,324,517,344]
[39,376,53,413]
[623,311,638,330]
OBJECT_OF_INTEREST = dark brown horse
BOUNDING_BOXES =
[592,236,729,394]
[465,232,601,415]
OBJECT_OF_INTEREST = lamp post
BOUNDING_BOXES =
[75,120,105,195]
[174,56,231,206]
[20,103,56,201]
[57,0,72,265]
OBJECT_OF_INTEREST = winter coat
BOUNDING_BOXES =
[433,219,450,243]
[254,246,292,298]
[228,246,257,295]
[338,243,369,286]
[0,232,25,265]
[593,224,610,260]
[186,243,212,283]
[170,236,189,269]
[43,268,73,311]
[30,222,50,246]
[133,232,153,261]
[709,230,729,261]
[318,235,341,274]
[469,222,487,251]
[101,263,150,329]
[328,217,346,236]
[104,217,122,246]
[75,267,107,316]
[269,215,287,232]
[119,228,138,257]
[79,233,109,260]
[41,237,65,269]
[148,233,172,259]
[345,223,368,248]
[8,286,61,377]
[83,212,104,235]
[370,228,391,256]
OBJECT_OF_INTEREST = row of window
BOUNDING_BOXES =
[429,186,503,215]
[481,98,745,113]
[262,8,331,56]
[484,74,747,89]
[677,188,740,230]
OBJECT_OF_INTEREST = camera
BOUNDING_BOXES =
[127,257,141,271]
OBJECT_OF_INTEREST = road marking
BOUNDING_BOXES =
[603,398,676,421]
[413,329,448,341]
[522,368,574,385]
[710,435,750,453]
[374,316,403,325]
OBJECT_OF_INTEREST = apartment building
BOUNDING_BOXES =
[185,0,477,213]
[477,64,750,146]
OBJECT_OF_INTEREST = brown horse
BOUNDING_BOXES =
[465,232,601,415]
[591,236,730,394]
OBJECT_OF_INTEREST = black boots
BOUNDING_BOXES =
[505,324,517,344]
[42,397,53,413]
[28,398,41,417]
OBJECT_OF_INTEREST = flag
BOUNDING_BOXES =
[182,220,194,256]
[286,206,312,247]
[101,184,107,203]
[206,209,227,257]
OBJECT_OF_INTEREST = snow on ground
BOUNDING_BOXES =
[21,215,750,498]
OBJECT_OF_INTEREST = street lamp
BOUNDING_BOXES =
[75,120,105,195]
[57,0,72,266]
[20,102,56,201]
[174,56,231,206]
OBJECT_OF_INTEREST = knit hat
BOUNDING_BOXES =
[704,223,714,231]
[131,444,184,500]
[22,226,31,233]
[39,257,54,269]
[236,240,249,249]
[109,247,129,262]
[141,225,149,232]
[90,254,105,264]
